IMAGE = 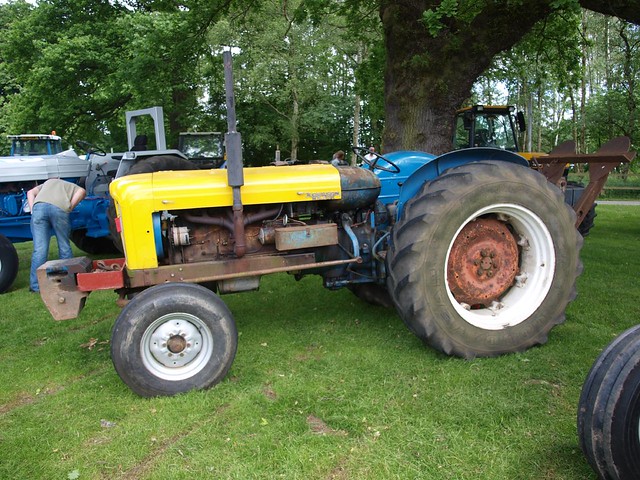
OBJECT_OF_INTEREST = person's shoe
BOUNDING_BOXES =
[29,288,39,293]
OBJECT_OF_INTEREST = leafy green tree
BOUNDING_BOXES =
[0,0,130,145]
[582,18,639,171]
[0,0,637,161]
[0,0,229,150]
[377,0,639,154]
[206,0,364,164]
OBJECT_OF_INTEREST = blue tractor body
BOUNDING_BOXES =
[376,148,528,218]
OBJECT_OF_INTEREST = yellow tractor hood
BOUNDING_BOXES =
[110,165,342,270]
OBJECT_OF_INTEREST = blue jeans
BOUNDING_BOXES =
[30,202,73,292]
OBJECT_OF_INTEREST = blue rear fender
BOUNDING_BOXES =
[371,150,436,205]
[391,148,528,219]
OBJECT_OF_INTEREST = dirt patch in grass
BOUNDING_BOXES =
[0,386,63,415]
[307,414,348,436]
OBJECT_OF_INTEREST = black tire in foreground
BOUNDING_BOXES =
[111,283,238,397]
[0,234,19,294]
[386,160,583,358]
[577,324,640,480]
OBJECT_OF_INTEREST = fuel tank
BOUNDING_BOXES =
[325,166,381,211]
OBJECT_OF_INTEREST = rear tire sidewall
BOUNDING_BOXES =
[388,161,581,357]
[418,189,571,350]
[578,325,640,468]
[0,234,19,294]
[111,283,237,397]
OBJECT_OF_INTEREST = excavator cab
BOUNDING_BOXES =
[453,105,524,151]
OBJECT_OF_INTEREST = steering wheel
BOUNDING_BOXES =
[76,140,107,157]
[352,146,400,173]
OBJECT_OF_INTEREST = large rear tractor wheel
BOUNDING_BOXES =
[0,234,19,294]
[387,160,582,358]
[111,283,238,397]
[577,324,640,480]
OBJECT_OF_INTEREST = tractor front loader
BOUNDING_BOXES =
[36,52,634,397]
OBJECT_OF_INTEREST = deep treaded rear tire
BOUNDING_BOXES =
[386,160,582,358]
[0,234,19,294]
[577,324,640,480]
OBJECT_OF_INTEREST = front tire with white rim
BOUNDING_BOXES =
[387,160,582,358]
[111,283,237,397]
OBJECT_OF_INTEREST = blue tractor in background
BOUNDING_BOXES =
[0,107,193,293]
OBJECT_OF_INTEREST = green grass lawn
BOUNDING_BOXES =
[1,204,639,479]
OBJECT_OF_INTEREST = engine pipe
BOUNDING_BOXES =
[182,207,282,233]
[223,49,246,258]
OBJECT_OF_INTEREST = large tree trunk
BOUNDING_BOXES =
[378,0,638,155]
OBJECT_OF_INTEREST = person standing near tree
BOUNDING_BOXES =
[27,178,86,293]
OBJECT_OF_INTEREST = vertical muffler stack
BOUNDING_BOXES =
[223,49,246,257]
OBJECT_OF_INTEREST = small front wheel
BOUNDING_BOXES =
[111,283,238,397]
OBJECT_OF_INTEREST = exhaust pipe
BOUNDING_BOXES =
[223,49,246,258]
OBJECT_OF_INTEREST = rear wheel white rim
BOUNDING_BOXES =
[445,203,555,330]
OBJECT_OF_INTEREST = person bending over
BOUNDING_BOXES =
[27,179,86,293]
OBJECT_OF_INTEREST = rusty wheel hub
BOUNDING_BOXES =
[447,217,519,306]
[167,335,187,354]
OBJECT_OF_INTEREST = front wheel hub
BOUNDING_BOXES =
[147,316,203,368]
[447,217,519,306]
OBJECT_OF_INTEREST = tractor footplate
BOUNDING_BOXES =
[37,257,93,321]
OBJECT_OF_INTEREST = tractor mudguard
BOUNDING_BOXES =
[396,148,528,218]
[374,151,436,205]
